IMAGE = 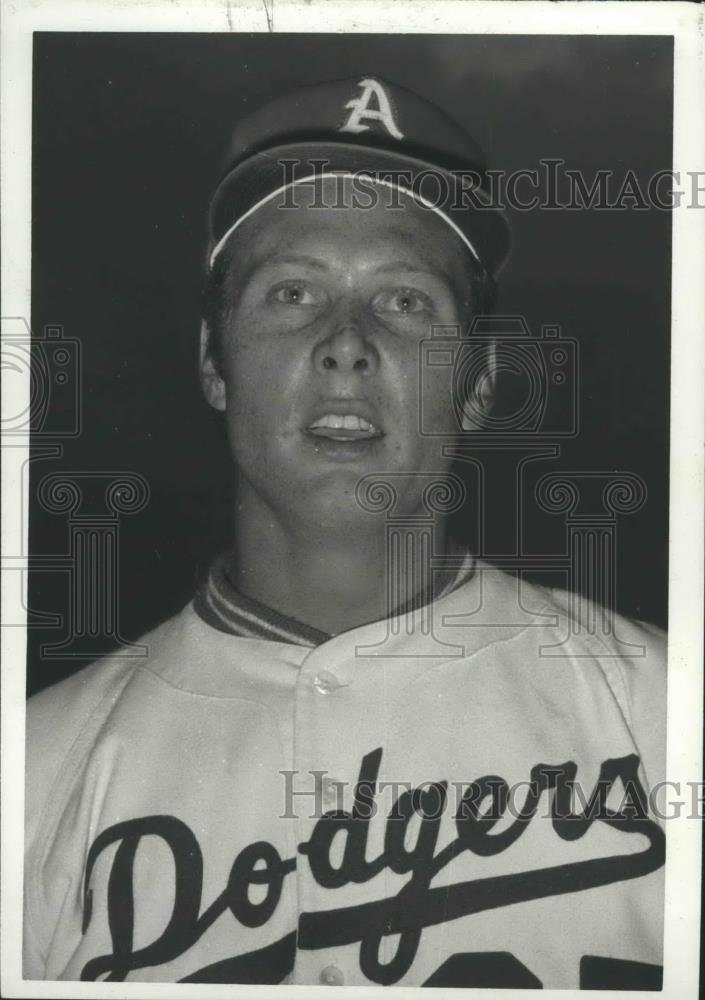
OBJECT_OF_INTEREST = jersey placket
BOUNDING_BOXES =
[290,638,378,986]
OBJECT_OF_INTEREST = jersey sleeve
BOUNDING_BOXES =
[23,659,135,976]
[544,585,668,795]
[613,618,668,792]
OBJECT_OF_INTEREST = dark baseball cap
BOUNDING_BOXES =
[208,75,511,276]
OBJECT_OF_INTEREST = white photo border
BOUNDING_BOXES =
[2,2,703,998]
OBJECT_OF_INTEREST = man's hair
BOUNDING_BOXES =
[201,246,238,374]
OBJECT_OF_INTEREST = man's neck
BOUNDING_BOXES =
[227,497,455,636]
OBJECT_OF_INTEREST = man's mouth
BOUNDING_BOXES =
[307,413,383,441]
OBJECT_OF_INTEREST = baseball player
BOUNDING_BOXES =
[24,77,666,989]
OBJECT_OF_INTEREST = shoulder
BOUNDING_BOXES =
[544,582,667,671]
[26,609,181,740]
[509,572,667,784]
[472,563,666,663]
[25,601,287,836]
[24,605,193,841]
[448,562,667,721]
[455,565,667,785]
[25,598,235,728]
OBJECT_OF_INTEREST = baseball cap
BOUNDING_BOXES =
[208,76,511,277]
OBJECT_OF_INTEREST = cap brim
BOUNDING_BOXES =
[209,141,511,276]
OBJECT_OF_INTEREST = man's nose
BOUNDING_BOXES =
[312,309,380,376]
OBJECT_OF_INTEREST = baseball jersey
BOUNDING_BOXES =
[24,558,666,989]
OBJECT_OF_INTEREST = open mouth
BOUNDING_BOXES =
[307,413,384,441]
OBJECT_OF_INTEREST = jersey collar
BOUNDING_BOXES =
[194,549,476,647]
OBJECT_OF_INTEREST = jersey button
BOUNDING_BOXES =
[320,965,344,986]
[312,670,341,695]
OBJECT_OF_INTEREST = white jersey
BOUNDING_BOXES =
[24,561,666,989]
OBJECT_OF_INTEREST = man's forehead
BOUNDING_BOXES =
[232,186,474,265]
[227,206,472,287]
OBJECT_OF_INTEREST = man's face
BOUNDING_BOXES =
[202,177,479,530]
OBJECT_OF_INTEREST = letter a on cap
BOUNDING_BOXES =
[339,78,404,140]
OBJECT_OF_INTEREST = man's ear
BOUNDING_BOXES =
[461,339,497,431]
[199,320,226,412]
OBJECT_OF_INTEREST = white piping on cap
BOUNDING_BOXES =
[209,171,482,270]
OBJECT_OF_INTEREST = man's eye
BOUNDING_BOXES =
[271,283,317,306]
[374,289,433,315]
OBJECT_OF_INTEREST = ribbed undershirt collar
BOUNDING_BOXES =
[194,549,476,647]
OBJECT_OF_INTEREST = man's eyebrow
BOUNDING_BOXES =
[375,260,455,284]
[251,253,330,272]
[377,260,457,292]
[236,254,457,288]
[233,253,329,293]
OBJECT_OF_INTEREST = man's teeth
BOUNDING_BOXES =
[309,414,379,433]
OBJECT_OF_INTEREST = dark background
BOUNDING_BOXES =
[28,33,672,695]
